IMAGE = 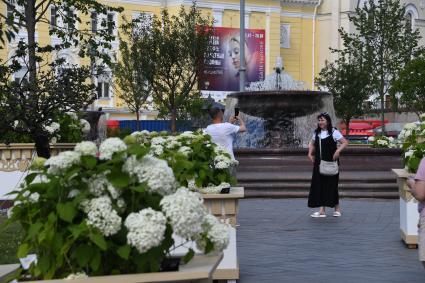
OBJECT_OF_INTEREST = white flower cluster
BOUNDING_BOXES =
[81,196,122,236]
[131,130,151,144]
[196,214,230,252]
[88,173,120,199]
[178,146,192,156]
[99,138,127,160]
[45,151,80,174]
[165,136,182,150]
[179,131,196,139]
[123,155,176,196]
[66,112,78,120]
[405,149,415,158]
[43,122,60,134]
[74,141,97,156]
[80,119,91,133]
[124,208,166,253]
[64,272,88,280]
[213,145,239,169]
[160,188,205,239]
[199,183,231,194]
[150,136,166,156]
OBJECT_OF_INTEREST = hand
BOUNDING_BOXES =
[308,154,314,163]
[407,178,415,190]
[333,151,340,161]
[229,116,237,124]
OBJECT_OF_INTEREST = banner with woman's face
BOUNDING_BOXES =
[200,27,266,91]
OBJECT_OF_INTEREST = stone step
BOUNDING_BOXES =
[237,181,397,191]
[244,189,399,198]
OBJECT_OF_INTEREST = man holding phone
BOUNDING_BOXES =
[205,107,246,160]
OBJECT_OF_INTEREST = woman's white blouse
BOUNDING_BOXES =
[311,129,344,142]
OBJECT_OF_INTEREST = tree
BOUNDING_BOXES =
[146,4,214,133]
[0,0,123,157]
[113,14,156,130]
[392,55,425,116]
[316,46,370,135]
[337,0,422,132]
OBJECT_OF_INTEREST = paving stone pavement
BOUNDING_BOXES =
[236,199,425,283]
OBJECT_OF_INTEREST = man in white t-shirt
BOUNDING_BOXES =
[205,107,246,159]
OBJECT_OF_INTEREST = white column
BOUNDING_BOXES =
[331,0,341,60]
[212,8,223,27]
[245,10,251,29]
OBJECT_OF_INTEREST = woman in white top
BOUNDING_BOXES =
[307,112,349,218]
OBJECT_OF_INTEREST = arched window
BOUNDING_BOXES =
[405,4,419,29]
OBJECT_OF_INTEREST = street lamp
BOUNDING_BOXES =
[239,0,246,91]
[275,56,283,90]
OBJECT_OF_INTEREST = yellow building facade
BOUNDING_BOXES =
[1,0,424,120]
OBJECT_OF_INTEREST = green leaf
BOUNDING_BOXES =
[17,243,30,258]
[25,172,38,184]
[64,166,80,181]
[57,202,77,223]
[81,156,97,169]
[107,171,130,188]
[27,222,43,240]
[90,249,101,271]
[117,244,131,260]
[73,244,93,267]
[38,255,51,276]
[131,183,148,193]
[182,248,195,264]
[204,239,214,254]
[89,233,107,251]
[68,222,88,238]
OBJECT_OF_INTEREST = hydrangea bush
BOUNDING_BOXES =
[368,136,396,148]
[5,138,229,280]
[124,130,238,194]
[398,114,425,173]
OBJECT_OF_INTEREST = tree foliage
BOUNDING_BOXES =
[140,4,214,133]
[392,55,425,116]
[0,0,123,157]
[336,0,422,132]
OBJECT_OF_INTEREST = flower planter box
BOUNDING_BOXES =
[392,169,419,248]
[0,254,222,283]
[202,187,244,281]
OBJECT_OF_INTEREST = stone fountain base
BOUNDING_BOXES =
[224,90,335,148]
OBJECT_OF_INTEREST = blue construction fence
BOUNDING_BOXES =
[119,120,193,133]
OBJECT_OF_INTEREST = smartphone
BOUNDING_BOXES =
[235,108,239,117]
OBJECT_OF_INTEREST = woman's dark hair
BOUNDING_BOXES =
[315,112,334,135]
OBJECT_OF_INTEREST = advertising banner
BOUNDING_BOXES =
[201,27,266,91]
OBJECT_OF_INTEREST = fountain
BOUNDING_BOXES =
[224,58,335,148]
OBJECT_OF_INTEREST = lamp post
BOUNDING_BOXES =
[239,0,246,91]
[275,56,283,90]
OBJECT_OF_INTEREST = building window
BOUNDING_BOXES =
[65,8,75,30]
[50,5,57,29]
[13,66,28,84]
[107,13,114,35]
[280,24,290,49]
[91,12,97,33]
[97,80,110,98]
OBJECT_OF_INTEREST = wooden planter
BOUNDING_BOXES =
[0,143,75,172]
[392,169,419,248]
[202,187,244,282]
[0,254,222,283]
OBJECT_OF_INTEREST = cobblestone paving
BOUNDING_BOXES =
[237,199,424,283]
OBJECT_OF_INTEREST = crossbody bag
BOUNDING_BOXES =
[318,133,339,176]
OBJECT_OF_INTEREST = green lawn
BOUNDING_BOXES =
[0,214,22,264]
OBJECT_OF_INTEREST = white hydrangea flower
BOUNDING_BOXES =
[80,119,91,133]
[405,150,415,158]
[68,189,80,198]
[45,151,81,174]
[165,137,181,149]
[29,192,40,203]
[117,198,126,209]
[87,173,120,199]
[64,272,88,280]
[82,196,122,236]
[124,208,166,253]
[66,112,78,120]
[404,123,417,130]
[123,156,176,196]
[99,138,127,160]
[179,131,196,139]
[368,136,375,142]
[151,136,166,146]
[160,188,205,239]
[377,140,388,146]
[131,130,151,144]
[196,214,230,252]
[74,141,97,157]
[43,122,60,134]
[150,144,164,156]
[178,146,192,156]
[199,183,231,194]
